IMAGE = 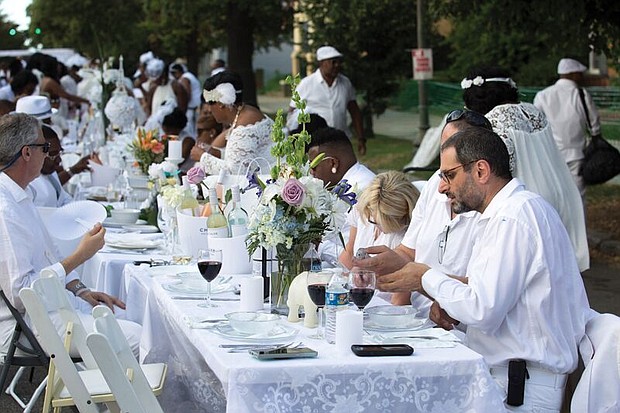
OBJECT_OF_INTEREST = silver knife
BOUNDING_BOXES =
[170,296,240,301]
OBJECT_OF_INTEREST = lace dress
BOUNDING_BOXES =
[200,116,275,175]
[486,102,589,271]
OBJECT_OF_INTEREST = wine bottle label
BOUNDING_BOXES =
[230,224,248,237]
[207,226,229,238]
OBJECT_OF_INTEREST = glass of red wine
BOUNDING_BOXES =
[306,271,332,339]
[349,269,376,310]
[197,248,223,308]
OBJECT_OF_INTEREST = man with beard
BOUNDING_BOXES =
[366,127,592,412]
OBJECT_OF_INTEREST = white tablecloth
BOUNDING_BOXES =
[126,265,507,413]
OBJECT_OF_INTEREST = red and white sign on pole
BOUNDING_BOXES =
[412,48,433,80]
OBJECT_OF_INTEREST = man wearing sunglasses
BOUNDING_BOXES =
[28,124,73,207]
[0,113,141,358]
[355,109,491,316]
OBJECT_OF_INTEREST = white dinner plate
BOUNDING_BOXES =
[162,280,231,295]
[364,317,429,332]
[103,218,148,228]
[122,224,159,233]
[106,240,161,249]
[212,323,298,342]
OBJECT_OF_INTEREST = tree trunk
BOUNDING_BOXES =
[185,27,200,75]
[226,2,257,107]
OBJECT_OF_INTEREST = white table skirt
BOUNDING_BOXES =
[128,265,507,413]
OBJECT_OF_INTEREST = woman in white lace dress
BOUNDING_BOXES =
[462,67,589,271]
[190,71,275,175]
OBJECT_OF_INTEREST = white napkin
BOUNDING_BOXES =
[105,233,163,249]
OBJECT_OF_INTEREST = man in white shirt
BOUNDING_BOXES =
[0,113,141,357]
[170,63,202,137]
[533,58,601,196]
[370,127,591,412]
[306,127,375,264]
[290,46,366,155]
[28,125,73,207]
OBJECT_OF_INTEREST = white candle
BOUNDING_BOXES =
[240,276,264,311]
[168,140,182,160]
[336,310,364,355]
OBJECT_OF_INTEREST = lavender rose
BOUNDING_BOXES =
[186,166,206,184]
[281,178,305,206]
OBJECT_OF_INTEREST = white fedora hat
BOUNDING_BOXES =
[316,46,343,61]
[14,96,57,120]
[557,58,587,75]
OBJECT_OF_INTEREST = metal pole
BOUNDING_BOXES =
[416,0,429,145]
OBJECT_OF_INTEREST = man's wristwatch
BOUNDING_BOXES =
[68,280,91,297]
[65,167,74,178]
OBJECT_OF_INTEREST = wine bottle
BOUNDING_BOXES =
[227,185,248,237]
[207,188,229,238]
[179,176,200,216]
[215,169,226,209]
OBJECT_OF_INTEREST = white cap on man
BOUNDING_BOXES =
[316,46,343,62]
[557,58,587,75]
[14,96,57,120]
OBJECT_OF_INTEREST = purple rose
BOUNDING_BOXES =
[281,178,305,206]
[186,166,206,184]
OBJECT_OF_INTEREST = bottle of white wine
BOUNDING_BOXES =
[227,185,248,237]
[207,187,229,238]
[179,176,200,216]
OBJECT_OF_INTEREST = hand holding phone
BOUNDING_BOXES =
[351,344,414,357]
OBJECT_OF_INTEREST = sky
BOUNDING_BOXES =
[1,0,31,29]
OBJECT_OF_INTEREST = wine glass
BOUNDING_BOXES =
[156,205,171,251]
[306,271,332,339]
[197,249,223,308]
[348,269,376,310]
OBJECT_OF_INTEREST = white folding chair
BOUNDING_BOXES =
[18,270,119,413]
[87,305,166,413]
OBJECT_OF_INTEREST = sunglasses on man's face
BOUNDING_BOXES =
[26,142,51,154]
[446,109,492,130]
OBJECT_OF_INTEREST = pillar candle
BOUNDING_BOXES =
[336,309,364,355]
[168,139,182,160]
[240,276,265,311]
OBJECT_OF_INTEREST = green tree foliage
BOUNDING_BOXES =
[0,1,27,50]
[28,0,147,67]
[429,0,620,85]
[300,0,443,135]
[143,0,293,105]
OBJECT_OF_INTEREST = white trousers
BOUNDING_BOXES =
[491,365,567,413]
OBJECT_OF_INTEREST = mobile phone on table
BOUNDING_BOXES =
[249,347,318,360]
[351,344,414,357]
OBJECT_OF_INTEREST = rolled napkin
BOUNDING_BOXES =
[336,310,364,355]
[240,276,264,312]
[105,233,163,249]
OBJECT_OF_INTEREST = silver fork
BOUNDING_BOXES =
[226,341,303,353]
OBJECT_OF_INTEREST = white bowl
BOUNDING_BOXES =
[365,305,420,328]
[110,208,140,224]
[225,312,280,335]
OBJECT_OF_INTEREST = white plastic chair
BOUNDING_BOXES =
[18,270,118,413]
[87,305,166,413]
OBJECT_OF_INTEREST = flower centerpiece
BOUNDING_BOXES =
[129,128,169,174]
[246,75,357,314]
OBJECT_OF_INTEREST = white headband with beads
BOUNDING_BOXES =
[460,76,517,89]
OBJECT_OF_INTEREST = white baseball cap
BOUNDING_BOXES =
[557,58,587,75]
[14,96,57,120]
[316,46,343,62]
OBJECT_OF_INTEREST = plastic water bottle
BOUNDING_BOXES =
[324,268,349,344]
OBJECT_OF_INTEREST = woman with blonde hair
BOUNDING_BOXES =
[339,171,419,270]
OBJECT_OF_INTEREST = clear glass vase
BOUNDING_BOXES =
[271,243,309,315]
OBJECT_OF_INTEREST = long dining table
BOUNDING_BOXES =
[123,264,507,413]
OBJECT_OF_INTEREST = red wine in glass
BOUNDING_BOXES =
[198,261,222,282]
[350,287,375,309]
[307,283,327,308]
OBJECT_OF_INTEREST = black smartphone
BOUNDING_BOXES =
[249,347,318,360]
[351,344,414,357]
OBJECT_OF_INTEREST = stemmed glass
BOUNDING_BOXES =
[348,270,376,311]
[306,271,332,339]
[156,204,171,251]
[197,249,223,308]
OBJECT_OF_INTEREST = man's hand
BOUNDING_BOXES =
[71,154,94,174]
[375,261,430,293]
[351,245,409,275]
[80,291,126,312]
[190,144,205,162]
[74,223,105,262]
[429,301,459,331]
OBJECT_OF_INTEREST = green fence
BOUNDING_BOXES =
[396,81,620,126]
